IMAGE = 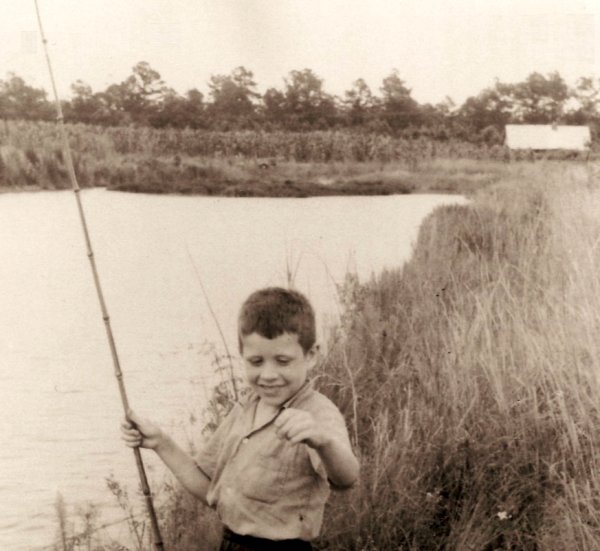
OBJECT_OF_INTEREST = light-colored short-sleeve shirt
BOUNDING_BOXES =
[195,381,352,541]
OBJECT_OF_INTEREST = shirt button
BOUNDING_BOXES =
[242,437,249,444]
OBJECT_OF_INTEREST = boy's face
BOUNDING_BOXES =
[240,332,316,408]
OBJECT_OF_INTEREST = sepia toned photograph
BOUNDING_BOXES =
[1,1,599,549]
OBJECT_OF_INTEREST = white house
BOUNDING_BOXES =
[505,124,591,151]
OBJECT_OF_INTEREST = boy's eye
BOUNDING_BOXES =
[276,357,292,365]
[248,358,263,366]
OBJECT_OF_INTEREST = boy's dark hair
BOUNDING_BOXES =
[238,287,316,353]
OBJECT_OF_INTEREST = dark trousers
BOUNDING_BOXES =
[219,527,313,551]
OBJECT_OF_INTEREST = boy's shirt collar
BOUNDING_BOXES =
[245,378,314,410]
[281,379,314,409]
[240,379,315,436]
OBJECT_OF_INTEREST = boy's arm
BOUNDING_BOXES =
[154,434,211,503]
[312,431,359,489]
[121,410,210,504]
[274,407,359,488]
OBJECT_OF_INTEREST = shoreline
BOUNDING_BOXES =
[0,183,466,197]
[0,156,511,197]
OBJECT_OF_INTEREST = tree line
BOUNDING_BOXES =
[2,62,600,144]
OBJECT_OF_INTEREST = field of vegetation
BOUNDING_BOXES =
[0,120,530,197]
[45,159,600,550]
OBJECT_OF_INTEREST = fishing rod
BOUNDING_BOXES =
[33,2,165,549]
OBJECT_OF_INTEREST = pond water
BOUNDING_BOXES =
[0,189,466,550]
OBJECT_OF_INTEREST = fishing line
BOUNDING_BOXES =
[33,2,164,549]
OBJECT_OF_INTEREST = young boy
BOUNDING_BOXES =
[121,287,359,550]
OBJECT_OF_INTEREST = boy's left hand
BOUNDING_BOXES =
[274,408,330,449]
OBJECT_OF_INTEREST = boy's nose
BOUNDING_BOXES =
[260,362,278,380]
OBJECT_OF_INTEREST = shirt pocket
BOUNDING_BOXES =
[239,440,311,504]
[237,462,280,504]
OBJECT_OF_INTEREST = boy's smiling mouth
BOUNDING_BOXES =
[259,384,285,390]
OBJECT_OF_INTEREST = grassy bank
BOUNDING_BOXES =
[0,120,514,196]
[48,160,600,550]
[316,161,600,549]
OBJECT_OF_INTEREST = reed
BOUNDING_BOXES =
[186,246,239,402]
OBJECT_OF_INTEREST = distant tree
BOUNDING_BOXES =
[149,88,206,129]
[0,73,53,120]
[280,69,337,129]
[458,84,513,134]
[183,88,207,129]
[418,98,458,140]
[64,80,106,124]
[565,77,599,122]
[564,76,600,139]
[378,70,421,130]
[262,87,287,128]
[207,66,260,128]
[96,82,132,125]
[478,124,504,145]
[148,88,187,128]
[435,96,456,117]
[70,61,166,126]
[118,61,167,124]
[9,62,596,143]
[343,78,377,126]
[131,62,164,94]
[458,72,570,138]
[573,77,599,113]
[510,71,569,123]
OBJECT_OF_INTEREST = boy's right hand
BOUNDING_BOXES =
[120,409,164,450]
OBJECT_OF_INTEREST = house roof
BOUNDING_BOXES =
[505,124,591,151]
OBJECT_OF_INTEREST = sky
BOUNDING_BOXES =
[2,0,599,106]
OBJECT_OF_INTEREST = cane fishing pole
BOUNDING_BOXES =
[33,2,164,549]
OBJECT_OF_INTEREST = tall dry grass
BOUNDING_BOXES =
[315,162,600,549]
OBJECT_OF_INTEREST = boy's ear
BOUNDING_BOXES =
[306,344,320,370]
